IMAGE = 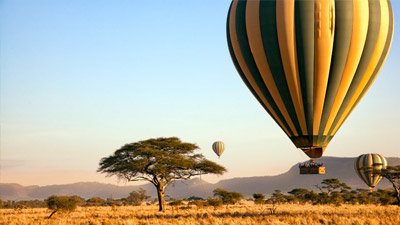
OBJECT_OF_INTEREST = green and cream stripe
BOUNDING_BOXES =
[354,153,387,188]
[227,0,394,158]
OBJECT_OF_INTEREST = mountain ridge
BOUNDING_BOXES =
[1,156,399,201]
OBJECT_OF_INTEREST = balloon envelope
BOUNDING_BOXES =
[354,153,387,188]
[212,141,226,157]
[227,0,393,158]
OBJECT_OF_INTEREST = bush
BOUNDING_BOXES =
[168,199,184,206]
[187,196,204,201]
[253,193,265,204]
[124,188,151,206]
[206,198,222,207]
[189,200,204,208]
[86,197,105,206]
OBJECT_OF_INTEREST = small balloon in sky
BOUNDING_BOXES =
[212,141,226,158]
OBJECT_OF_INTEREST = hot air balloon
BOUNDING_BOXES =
[212,141,226,158]
[227,0,394,158]
[354,153,387,189]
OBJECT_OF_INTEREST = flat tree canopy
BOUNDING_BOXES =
[213,188,243,205]
[98,137,226,211]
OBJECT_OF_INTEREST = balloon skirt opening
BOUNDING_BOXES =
[290,136,332,158]
[301,147,326,158]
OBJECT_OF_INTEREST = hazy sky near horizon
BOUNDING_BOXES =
[1,0,399,186]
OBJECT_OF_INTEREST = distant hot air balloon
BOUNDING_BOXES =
[212,141,226,158]
[227,0,394,158]
[354,153,387,189]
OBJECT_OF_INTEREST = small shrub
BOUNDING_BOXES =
[86,197,105,207]
[206,198,222,208]
[168,200,183,206]
[189,200,204,208]
[253,193,265,204]
[187,196,204,201]
[124,188,151,206]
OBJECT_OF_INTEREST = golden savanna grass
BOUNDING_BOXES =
[1,203,400,225]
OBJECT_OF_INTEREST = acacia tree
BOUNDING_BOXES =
[373,165,400,206]
[288,188,310,204]
[315,178,351,195]
[125,188,151,206]
[45,195,80,219]
[98,137,226,211]
[213,188,243,205]
[268,190,286,204]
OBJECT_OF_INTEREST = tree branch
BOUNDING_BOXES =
[153,175,160,187]
[314,185,324,193]
[129,177,152,182]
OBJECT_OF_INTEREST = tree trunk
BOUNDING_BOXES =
[393,185,400,206]
[387,177,400,206]
[48,209,58,219]
[157,188,165,211]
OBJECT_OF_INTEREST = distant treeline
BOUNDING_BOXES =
[0,179,398,209]
[261,178,399,206]
[0,188,152,209]
[263,188,397,206]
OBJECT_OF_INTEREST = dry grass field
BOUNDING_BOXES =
[1,203,400,225]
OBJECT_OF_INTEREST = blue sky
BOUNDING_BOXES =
[1,0,399,186]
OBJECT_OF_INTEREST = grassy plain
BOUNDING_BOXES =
[1,203,400,225]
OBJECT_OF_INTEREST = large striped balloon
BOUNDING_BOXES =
[354,153,387,188]
[212,141,226,158]
[227,0,394,158]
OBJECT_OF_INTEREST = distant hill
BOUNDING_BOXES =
[1,156,399,201]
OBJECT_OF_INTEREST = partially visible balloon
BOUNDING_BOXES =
[226,0,394,158]
[354,153,387,188]
[212,141,226,158]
